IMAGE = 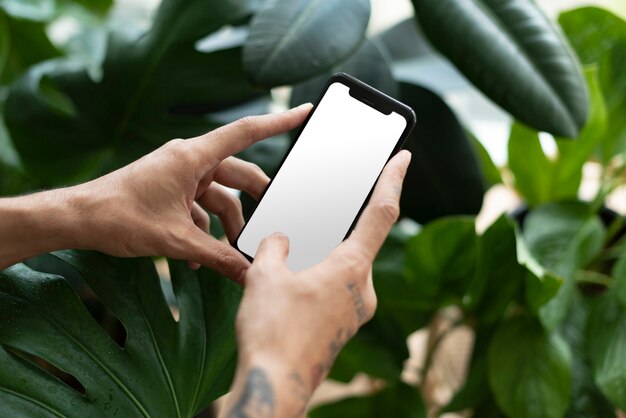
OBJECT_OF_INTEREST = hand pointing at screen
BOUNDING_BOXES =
[0,104,411,418]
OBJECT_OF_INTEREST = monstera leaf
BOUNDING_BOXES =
[4,0,263,185]
[411,0,589,137]
[0,251,241,417]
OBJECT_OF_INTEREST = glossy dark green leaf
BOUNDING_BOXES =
[614,251,626,307]
[412,0,589,137]
[523,203,605,330]
[0,12,60,84]
[552,67,608,199]
[374,18,433,62]
[0,251,241,417]
[243,0,370,87]
[561,294,617,418]
[310,382,426,418]
[488,317,572,418]
[508,68,607,205]
[373,225,433,336]
[405,217,477,309]
[150,0,252,46]
[508,122,553,205]
[560,7,626,159]
[468,132,502,187]
[5,0,260,185]
[466,216,525,323]
[587,292,626,410]
[399,82,485,223]
[290,38,398,108]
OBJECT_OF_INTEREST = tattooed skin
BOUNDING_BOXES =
[288,372,309,416]
[227,368,274,418]
[310,327,353,388]
[346,282,368,323]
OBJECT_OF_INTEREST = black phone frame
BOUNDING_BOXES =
[233,72,417,263]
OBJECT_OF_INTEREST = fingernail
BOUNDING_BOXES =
[272,232,287,239]
[297,102,313,110]
[399,150,412,165]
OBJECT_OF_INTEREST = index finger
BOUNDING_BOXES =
[343,150,411,262]
[189,103,312,162]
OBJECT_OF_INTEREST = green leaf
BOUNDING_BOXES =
[329,312,409,383]
[587,292,626,410]
[468,132,502,187]
[58,0,112,17]
[399,82,486,223]
[243,0,370,87]
[0,13,7,77]
[560,7,626,160]
[614,251,626,307]
[0,0,55,21]
[561,294,617,418]
[290,38,398,107]
[0,12,61,84]
[466,216,525,323]
[38,75,77,118]
[523,203,605,279]
[513,221,563,317]
[0,251,241,417]
[507,68,607,205]
[374,18,433,62]
[552,67,608,201]
[412,0,589,137]
[310,382,426,418]
[372,225,433,336]
[488,317,572,418]
[405,217,477,309]
[5,0,260,185]
[508,122,553,205]
[522,203,605,331]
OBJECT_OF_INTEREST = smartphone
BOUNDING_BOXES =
[234,73,416,271]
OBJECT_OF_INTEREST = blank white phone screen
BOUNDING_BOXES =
[237,81,408,271]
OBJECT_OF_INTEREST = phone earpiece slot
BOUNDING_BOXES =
[348,87,392,115]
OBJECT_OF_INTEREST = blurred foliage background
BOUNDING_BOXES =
[1,0,626,417]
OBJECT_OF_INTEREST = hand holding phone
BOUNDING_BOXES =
[235,73,416,271]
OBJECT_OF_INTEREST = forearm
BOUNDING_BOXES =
[220,355,313,418]
[0,188,83,269]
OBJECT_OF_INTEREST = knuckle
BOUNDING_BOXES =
[225,194,243,214]
[374,199,400,224]
[210,248,238,273]
[337,252,368,278]
[163,138,193,162]
[248,161,267,178]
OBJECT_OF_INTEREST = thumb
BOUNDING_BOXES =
[179,226,250,283]
[254,232,290,269]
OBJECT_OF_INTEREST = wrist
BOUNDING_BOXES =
[0,187,83,268]
[223,353,313,418]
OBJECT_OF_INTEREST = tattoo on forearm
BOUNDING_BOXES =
[347,282,368,323]
[289,372,309,415]
[310,327,353,388]
[227,368,274,418]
